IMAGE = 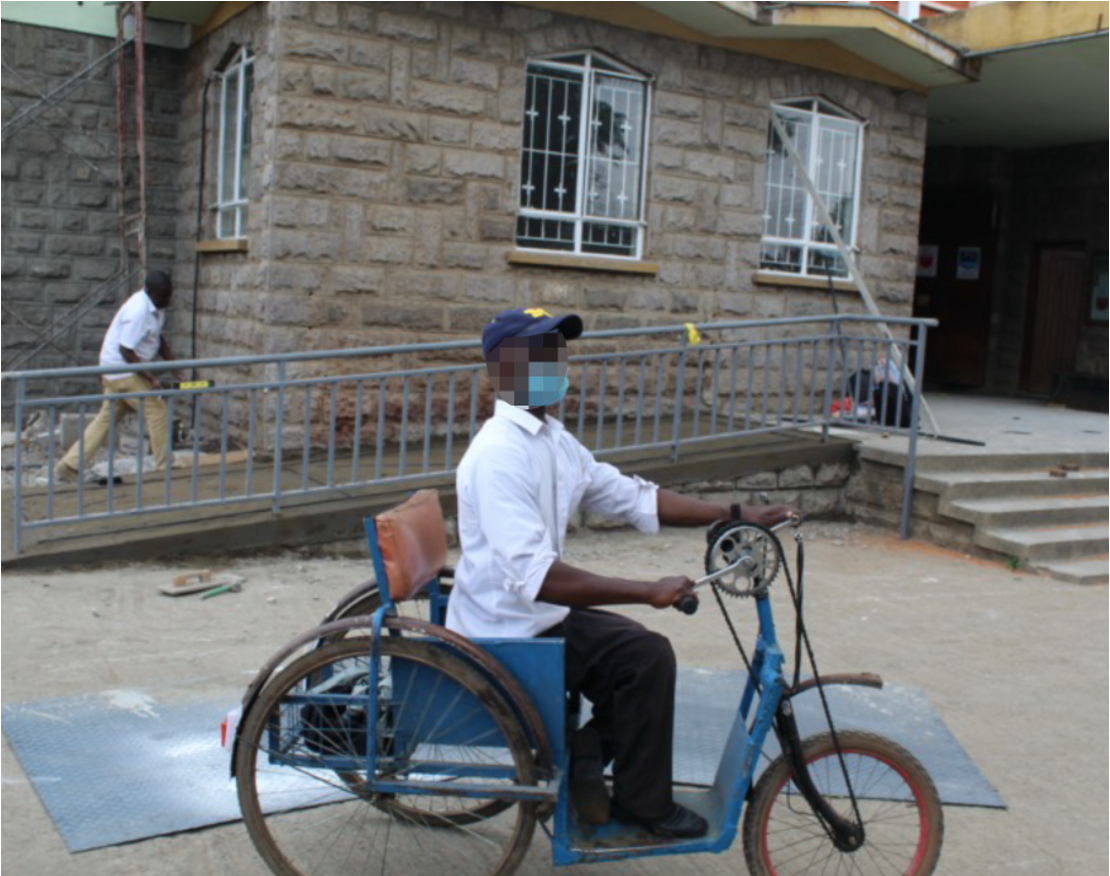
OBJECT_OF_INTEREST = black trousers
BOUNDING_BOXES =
[550,609,677,821]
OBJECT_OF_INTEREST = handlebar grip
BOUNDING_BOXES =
[675,595,699,615]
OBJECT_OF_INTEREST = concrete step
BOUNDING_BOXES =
[976,522,1110,563]
[1030,556,1110,585]
[917,468,1109,500]
[943,494,1110,529]
[901,450,1107,474]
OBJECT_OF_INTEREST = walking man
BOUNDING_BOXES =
[56,271,179,482]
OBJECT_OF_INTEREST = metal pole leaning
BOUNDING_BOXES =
[768,113,939,436]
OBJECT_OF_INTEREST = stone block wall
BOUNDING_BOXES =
[847,455,978,551]
[183,2,927,368]
[175,2,276,369]
[169,1,928,447]
[1,21,186,399]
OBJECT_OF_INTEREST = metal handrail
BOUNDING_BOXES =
[3,315,935,558]
[1,314,935,382]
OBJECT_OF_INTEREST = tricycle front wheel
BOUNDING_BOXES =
[236,637,537,876]
[743,730,943,876]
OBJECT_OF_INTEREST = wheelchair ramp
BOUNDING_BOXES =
[2,671,1002,853]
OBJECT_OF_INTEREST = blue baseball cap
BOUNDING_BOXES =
[481,307,584,358]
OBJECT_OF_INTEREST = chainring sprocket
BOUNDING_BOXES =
[703,522,781,596]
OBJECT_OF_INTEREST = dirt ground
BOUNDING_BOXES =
[2,521,1107,876]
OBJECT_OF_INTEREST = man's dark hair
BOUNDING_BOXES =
[145,270,172,295]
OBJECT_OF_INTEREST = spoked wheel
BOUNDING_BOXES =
[743,731,943,876]
[317,582,452,645]
[311,582,512,827]
[236,637,537,876]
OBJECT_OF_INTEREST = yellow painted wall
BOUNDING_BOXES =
[189,1,254,43]
[923,0,1109,52]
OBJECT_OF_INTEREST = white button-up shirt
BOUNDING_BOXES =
[447,399,660,639]
[99,290,166,380]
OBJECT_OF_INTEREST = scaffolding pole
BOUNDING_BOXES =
[769,112,941,436]
[116,1,148,275]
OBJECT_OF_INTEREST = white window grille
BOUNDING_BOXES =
[215,46,253,239]
[516,52,651,260]
[760,98,864,279]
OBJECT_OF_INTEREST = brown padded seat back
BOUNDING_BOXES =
[375,489,448,603]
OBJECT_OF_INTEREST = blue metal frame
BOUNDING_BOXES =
[341,506,852,861]
[353,509,796,864]
[359,515,566,801]
[549,593,787,865]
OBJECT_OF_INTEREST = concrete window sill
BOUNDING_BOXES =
[507,251,659,275]
[753,270,857,292]
[195,239,249,254]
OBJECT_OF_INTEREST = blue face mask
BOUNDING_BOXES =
[526,367,570,407]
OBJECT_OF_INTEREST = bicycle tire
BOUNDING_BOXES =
[237,637,537,876]
[743,730,944,876]
[318,582,452,645]
[310,582,515,827]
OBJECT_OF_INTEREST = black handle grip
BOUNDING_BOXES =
[675,595,699,615]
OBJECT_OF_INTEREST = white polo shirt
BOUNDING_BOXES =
[447,399,660,639]
[99,290,166,380]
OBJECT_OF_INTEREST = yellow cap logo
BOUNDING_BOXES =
[524,307,552,318]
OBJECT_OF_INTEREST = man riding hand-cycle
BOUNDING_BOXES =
[447,307,796,839]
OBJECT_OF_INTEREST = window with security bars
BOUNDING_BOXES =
[516,52,650,259]
[215,46,253,239]
[760,98,864,279]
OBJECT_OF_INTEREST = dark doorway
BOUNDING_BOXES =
[912,188,996,388]
[1021,245,1087,396]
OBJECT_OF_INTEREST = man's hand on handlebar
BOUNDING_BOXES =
[743,505,799,528]
[649,575,697,611]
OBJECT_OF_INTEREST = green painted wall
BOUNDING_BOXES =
[0,1,118,37]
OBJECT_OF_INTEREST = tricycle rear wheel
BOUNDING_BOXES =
[742,730,943,876]
[236,637,537,876]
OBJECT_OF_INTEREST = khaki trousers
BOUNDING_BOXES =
[61,374,170,473]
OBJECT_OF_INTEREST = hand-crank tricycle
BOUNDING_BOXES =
[229,489,943,876]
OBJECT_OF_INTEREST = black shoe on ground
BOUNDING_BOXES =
[611,801,709,839]
[570,727,610,825]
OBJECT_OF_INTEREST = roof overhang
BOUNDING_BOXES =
[522,1,976,90]
[145,2,226,26]
[927,31,1108,148]
[920,2,1109,148]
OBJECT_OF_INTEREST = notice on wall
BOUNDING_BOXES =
[1092,255,1108,323]
[916,244,938,278]
[956,246,981,281]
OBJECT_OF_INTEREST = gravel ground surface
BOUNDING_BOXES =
[2,521,1106,875]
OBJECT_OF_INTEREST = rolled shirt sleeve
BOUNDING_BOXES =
[577,446,660,534]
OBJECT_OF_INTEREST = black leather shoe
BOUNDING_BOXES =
[570,728,610,825]
[611,801,709,839]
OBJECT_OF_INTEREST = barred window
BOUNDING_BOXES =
[760,98,864,278]
[516,52,650,260]
[216,46,253,240]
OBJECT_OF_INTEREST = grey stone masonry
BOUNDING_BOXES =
[1,21,187,389]
[181,1,928,370]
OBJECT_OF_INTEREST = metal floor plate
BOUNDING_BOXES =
[2,670,1002,853]
[669,670,1005,809]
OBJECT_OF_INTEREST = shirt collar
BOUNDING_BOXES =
[138,290,159,317]
[493,398,568,437]
[494,398,544,435]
